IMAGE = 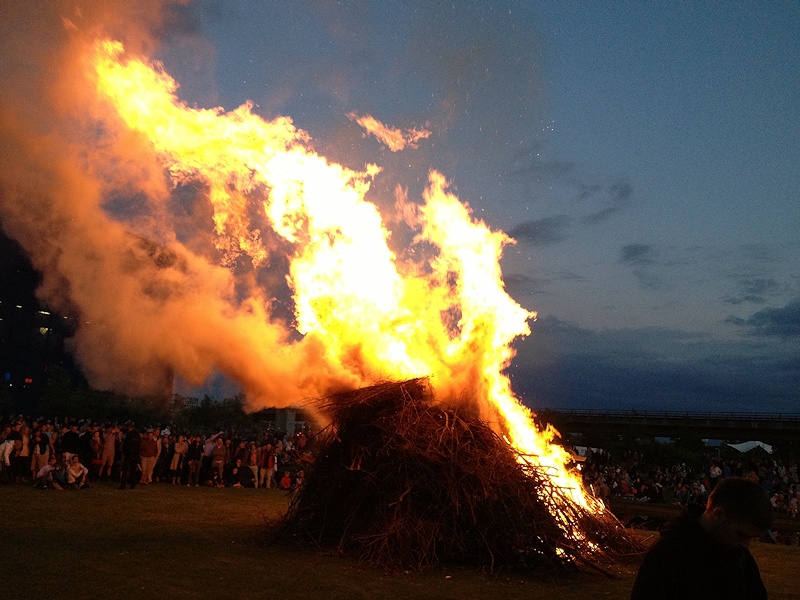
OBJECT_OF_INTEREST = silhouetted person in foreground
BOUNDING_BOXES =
[630,476,773,600]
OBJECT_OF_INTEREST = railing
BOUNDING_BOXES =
[535,409,800,422]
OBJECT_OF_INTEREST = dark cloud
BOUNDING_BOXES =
[502,273,542,301]
[509,315,799,412]
[581,179,633,224]
[574,182,602,202]
[618,243,663,289]
[505,148,634,226]
[620,243,655,266]
[507,215,573,246]
[722,277,779,305]
[506,145,575,180]
[726,298,800,338]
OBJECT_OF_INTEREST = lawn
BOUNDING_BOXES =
[1,482,797,599]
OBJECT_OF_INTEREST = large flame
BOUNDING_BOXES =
[0,31,597,516]
[91,40,599,512]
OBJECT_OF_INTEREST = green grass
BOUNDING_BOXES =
[1,482,797,599]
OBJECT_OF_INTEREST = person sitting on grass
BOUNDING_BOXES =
[225,458,254,488]
[34,456,63,490]
[66,455,89,490]
[279,470,292,490]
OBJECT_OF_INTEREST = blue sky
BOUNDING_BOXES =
[153,1,799,412]
[2,1,795,413]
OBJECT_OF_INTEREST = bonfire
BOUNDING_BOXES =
[271,378,641,573]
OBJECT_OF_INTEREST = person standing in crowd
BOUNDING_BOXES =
[153,430,166,482]
[99,424,119,481]
[30,428,51,481]
[139,429,159,485]
[61,424,81,463]
[170,434,188,485]
[246,441,259,486]
[1,436,19,483]
[13,424,31,482]
[211,435,227,486]
[157,433,171,482]
[118,422,141,490]
[630,476,773,600]
[709,461,722,490]
[267,444,280,489]
[186,435,202,487]
[202,431,224,483]
[257,442,271,489]
[87,429,103,481]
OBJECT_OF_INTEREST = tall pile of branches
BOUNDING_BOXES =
[271,378,640,573]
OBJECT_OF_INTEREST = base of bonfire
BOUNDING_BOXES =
[269,378,642,574]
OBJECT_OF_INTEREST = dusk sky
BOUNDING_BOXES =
[2,2,797,413]
[157,1,799,412]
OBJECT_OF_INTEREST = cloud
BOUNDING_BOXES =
[581,179,633,224]
[722,277,780,305]
[507,215,573,246]
[726,298,800,338]
[506,145,575,180]
[620,244,656,266]
[619,243,663,289]
[509,315,799,412]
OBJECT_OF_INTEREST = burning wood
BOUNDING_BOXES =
[271,379,641,573]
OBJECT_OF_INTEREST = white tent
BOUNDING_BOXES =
[727,440,773,454]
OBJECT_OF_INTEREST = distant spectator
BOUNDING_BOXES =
[1,437,20,483]
[30,429,51,481]
[66,455,89,490]
[246,442,259,486]
[139,430,159,484]
[118,422,141,490]
[99,425,120,481]
[186,435,202,487]
[709,461,722,489]
[61,424,81,463]
[228,458,255,488]
[35,456,63,490]
[211,436,227,486]
[170,435,188,485]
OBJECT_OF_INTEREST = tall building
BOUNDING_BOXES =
[0,231,82,412]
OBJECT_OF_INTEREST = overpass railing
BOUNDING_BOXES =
[534,409,800,422]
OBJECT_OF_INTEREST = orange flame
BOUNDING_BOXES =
[92,40,599,512]
[347,112,431,151]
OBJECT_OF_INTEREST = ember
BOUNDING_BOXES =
[272,379,641,573]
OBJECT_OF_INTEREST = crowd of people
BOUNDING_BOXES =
[0,415,311,492]
[2,413,799,529]
[579,447,800,522]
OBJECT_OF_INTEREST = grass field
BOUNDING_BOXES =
[1,482,798,599]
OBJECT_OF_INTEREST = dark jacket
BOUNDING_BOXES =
[61,430,81,454]
[630,505,767,600]
[121,429,141,461]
